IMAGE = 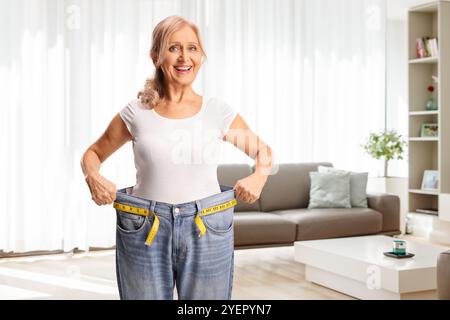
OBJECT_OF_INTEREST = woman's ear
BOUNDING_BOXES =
[150,51,157,65]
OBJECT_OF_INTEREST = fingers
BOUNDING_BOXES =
[88,185,111,206]
[234,182,258,204]
[92,193,113,206]
[87,178,117,206]
[233,182,246,202]
[93,193,115,206]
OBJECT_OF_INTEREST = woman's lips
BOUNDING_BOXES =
[174,66,192,74]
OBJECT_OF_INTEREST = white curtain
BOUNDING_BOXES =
[0,0,386,254]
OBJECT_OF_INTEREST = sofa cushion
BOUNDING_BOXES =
[233,211,297,246]
[272,208,382,240]
[217,163,261,212]
[259,162,333,212]
[308,171,351,208]
[318,166,368,208]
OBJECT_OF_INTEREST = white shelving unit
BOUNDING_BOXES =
[407,1,450,225]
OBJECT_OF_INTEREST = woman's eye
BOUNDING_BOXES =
[169,46,197,52]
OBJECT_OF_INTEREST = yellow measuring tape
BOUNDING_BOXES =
[113,198,237,246]
[195,198,238,239]
[113,202,159,246]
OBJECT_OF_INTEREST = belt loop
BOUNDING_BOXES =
[195,199,202,215]
[194,199,206,239]
[150,200,156,215]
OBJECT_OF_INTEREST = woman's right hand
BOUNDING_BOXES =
[85,172,117,206]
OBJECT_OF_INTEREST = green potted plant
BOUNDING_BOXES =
[363,130,408,234]
[362,129,407,178]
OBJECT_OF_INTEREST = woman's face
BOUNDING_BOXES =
[158,25,203,88]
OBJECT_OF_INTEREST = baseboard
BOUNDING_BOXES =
[234,243,294,250]
[378,230,402,236]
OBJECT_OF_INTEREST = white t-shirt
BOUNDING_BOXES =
[119,96,238,204]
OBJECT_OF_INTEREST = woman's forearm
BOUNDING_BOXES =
[81,149,101,178]
[254,145,273,178]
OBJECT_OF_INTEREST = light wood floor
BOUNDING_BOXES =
[0,245,353,300]
[1,235,448,300]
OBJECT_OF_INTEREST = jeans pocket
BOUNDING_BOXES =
[116,209,147,234]
[202,207,234,234]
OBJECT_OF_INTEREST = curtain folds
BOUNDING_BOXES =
[0,0,386,253]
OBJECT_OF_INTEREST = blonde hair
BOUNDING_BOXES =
[138,15,207,109]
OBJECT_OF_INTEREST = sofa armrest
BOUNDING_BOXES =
[367,192,400,232]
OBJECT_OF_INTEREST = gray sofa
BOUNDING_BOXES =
[217,162,401,249]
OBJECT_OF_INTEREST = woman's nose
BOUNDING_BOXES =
[178,48,189,59]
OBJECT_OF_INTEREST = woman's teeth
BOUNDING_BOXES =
[174,66,192,75]
[175,66,192,71]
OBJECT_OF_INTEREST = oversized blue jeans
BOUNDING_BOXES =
[114,185,236,300]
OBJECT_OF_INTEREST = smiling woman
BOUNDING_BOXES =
[81,14,273,301]
[137,17,207,110]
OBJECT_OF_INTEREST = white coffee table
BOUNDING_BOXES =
[294,235,446,300]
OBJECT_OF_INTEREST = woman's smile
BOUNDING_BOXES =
[174,65,192,74]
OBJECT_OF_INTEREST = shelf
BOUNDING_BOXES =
[415,208,439,215]
[409,189,439,195]
[411,210,439,216]
[409,137,439,141]
[409,110,439,116]
[408,1,450,221]
[409,57,439,64]
[409,1,438,13]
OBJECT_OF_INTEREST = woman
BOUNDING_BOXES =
[81,15,273,300]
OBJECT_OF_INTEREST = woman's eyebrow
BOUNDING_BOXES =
[169,41,199,45]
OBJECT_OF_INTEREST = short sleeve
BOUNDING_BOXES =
[119,102,136,137]
[219,100,238,137]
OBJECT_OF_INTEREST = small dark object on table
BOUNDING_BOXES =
[383,251,415,259]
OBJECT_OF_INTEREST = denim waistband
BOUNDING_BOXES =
[115,185,236,218]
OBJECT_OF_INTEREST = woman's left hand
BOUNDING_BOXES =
[233,173,267,204]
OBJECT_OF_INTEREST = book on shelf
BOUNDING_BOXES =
[416,37,439,58]
[415,208,438,215]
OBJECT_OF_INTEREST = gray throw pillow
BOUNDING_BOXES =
[318,166,368,208]
[308,171,351,208]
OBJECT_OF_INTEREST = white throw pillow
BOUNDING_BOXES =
[308,171,351,208]
[318,166,368,208]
